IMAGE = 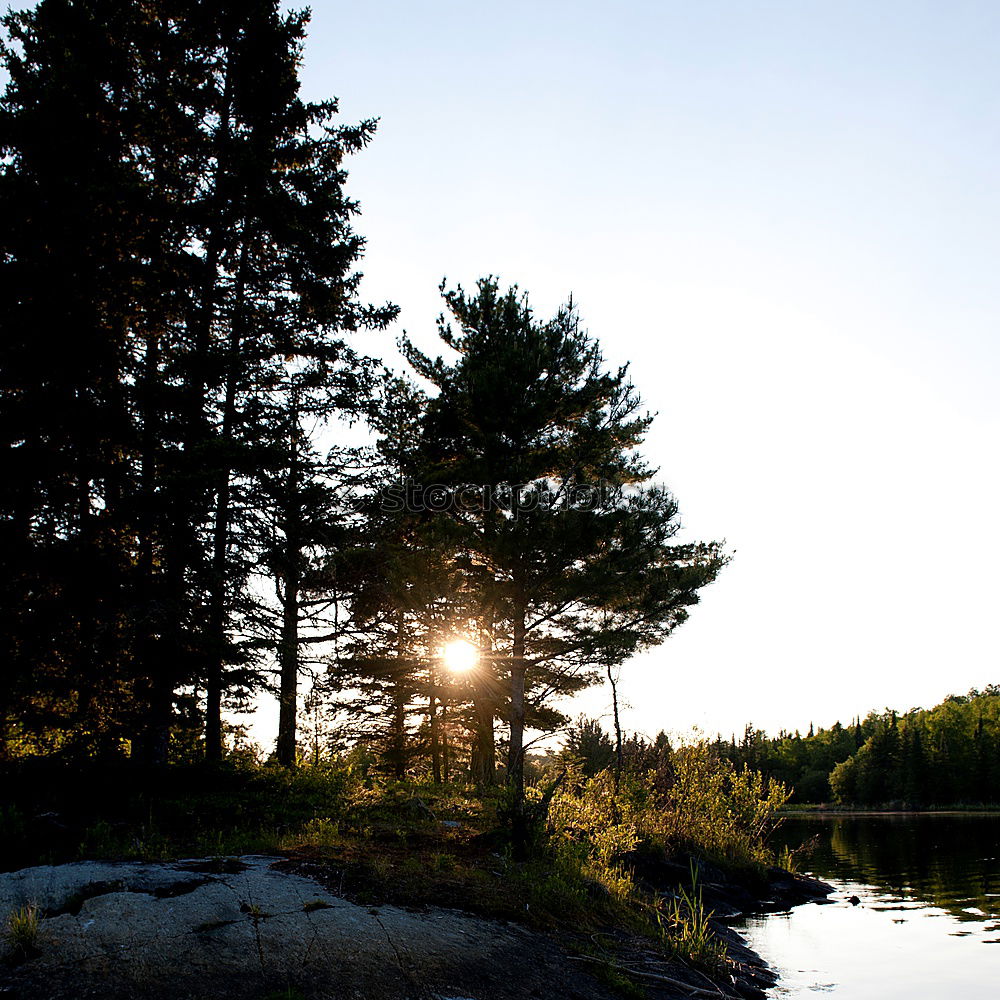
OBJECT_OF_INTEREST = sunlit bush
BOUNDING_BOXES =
[656,742,790,869]
[548,769,642,898]
[549,742,789,883]
[543,751,789,969]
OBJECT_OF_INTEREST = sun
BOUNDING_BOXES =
[442,639,478,673]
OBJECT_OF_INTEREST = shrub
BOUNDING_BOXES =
[656,742,790,870]
[543,747,789,967]
[548,769,644,900]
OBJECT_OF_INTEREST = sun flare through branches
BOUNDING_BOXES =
[442,639,479,673]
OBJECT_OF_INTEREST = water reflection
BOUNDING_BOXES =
[736,815,1000,999]
[781,814,1000,926]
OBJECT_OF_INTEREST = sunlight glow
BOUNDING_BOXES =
[442,639,478,673]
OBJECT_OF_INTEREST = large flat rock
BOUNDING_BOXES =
[0,856,625,999]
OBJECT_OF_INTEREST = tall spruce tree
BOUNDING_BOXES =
[0,0,205,756]
[170,1,395,759]
[0,0,394,762]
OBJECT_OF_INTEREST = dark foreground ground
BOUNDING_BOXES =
[0,853,831,1000]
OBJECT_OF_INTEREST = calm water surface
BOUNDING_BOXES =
[736,814,1000,999]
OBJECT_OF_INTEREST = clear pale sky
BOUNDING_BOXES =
[289,1,1000,742]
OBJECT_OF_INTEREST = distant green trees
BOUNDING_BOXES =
[829,690,1000,806]
[559,716,675,782]
[560,717,615,776]
[714,687,1000,806]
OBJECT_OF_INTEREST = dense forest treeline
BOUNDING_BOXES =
[708,687,1000,807]
[5,0,990,832]
[0,0,726,832]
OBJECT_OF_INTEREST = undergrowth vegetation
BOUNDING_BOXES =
[0,741,789,974]
[3,902,40,960]
[544,745,789,968]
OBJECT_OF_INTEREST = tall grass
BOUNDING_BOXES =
[656,862,726,970]
[4,902,40,958]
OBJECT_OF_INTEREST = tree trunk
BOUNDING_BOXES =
[198,51,240,762]
[275,562,300,767]
[607,661,624,788]
[203,243,250,761]
[441,700,450,783]
[276,408,301,768]
[390,681,407,779]
[507,597,527,799]
[136,675,173,768]
[203,460,231,761]
[506,590,531,858]
[428,669,441,784]
[471,629,497,786]
[131,333,173,767]
[472,692,496,785]
[388,610,408,778]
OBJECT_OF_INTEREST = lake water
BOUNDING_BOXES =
[736,814,1000,999]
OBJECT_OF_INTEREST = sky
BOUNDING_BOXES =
[275,0,1000,744]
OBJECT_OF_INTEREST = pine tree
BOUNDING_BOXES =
[331,375,463,779]
[560,717,614,777]
[403,277,726,821]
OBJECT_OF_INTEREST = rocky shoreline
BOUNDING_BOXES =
[622,855,835,999]
[0,855,832,1000]
[708,865,835,999]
